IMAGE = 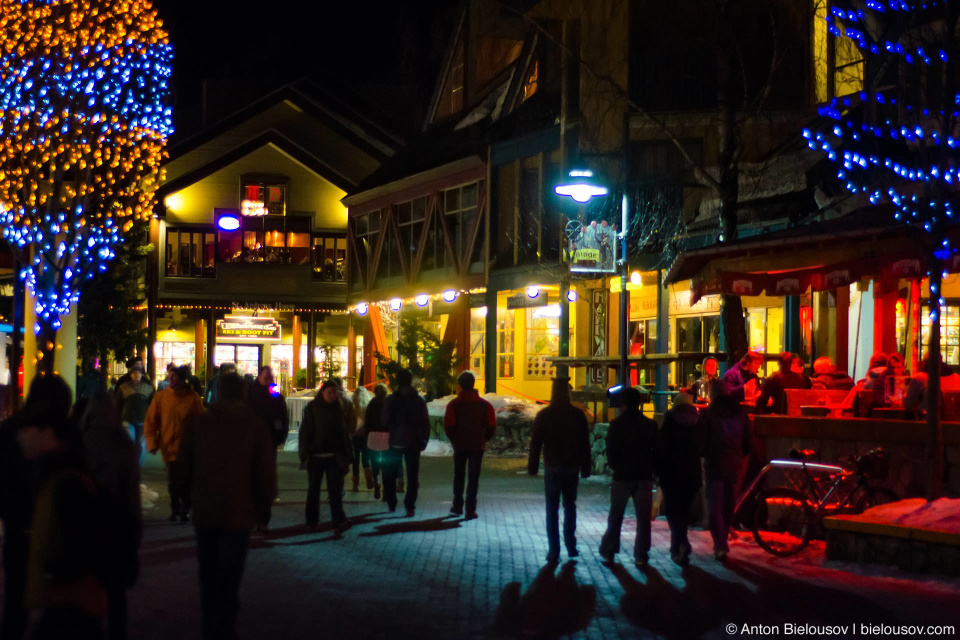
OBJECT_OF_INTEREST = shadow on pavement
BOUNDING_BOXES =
[357,516,462,537]
[495,561,596,638]
[249,514,387,547]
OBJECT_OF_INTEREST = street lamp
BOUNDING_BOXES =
[555,167,629,389]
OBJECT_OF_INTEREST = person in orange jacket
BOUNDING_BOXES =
[144,365,204,523]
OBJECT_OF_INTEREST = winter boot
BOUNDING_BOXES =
[364,468,374,490]
[352,474,361,492]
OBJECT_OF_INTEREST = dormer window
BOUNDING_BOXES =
[242,180,286,216]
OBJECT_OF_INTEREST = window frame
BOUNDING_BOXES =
[164,226,216,278]
[312,232,347,282]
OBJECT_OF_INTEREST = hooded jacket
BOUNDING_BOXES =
[144,386,204,463]
[444,389,496,452]
[698,394,752,480]
[810,369,855,391]
[383,385,431,450]
[659,403,705,490]
[605,408,659,482]
[528,380,591,476]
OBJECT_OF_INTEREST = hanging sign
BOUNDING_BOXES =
[216,316,281,342]
[569,221,618,273]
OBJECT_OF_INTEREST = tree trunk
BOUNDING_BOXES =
[925,263,944,500]
[35,321,57,378]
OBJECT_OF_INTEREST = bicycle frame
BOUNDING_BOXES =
[734,458,863,521]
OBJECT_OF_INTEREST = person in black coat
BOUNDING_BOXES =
[381,370,431,517]
[659,392,706,566]
[756,352,810,414]
[598,387,660,567]
[699,380,752,561]
[299,380,354,532]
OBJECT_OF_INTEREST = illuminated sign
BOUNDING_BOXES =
[568,221,617,273]
[216,316,281,342]
[242,200,268,216]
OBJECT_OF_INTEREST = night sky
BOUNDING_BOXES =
[150,0,457,139]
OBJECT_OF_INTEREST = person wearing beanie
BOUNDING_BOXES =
[443,371,496,519]
[299,379,354,532]
[528,377,591,563]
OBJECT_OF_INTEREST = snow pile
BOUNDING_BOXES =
[860,498,960,533]
[283,432,299,452]
[483,393,545,421]
[422,439,454,457]
[426,394,456,419]
[141,484,159,511]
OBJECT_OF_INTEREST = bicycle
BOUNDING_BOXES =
[739,448,899,556]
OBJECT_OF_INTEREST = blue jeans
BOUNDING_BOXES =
[599,480,652,561]
[382,448,420,511]
[544,468,580,557]
[194,526,250,640]
[452,451,483,513]
[707,476,737,552]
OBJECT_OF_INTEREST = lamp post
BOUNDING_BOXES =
[555,168,629,389]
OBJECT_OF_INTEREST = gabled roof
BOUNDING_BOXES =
[158,129,357,198]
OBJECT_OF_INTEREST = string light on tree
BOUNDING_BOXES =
[0,0,172,373]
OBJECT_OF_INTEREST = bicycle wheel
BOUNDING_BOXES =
[854,486,899,512]
[752,488,816,556]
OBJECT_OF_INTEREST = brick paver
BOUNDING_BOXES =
[125,452,960,639]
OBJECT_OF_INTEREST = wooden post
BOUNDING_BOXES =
[206,308,216,385]
[835,286,850,374]
[347,317,357,390]
[194,315,204,378]
[307,310,316,388]
[292,313,302,385]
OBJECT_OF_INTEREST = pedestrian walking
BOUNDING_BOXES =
[156,362,175,392]
[204,363,236,406]
[144,365,204,523]
[658,392,705,566]
[79,393,141,640]
[382,369,430,517]
[246,366,287,531]
[443,371,496,519]
[364,384,389,500]
[114,361,154,464]
[351,386,375,491]
[0,376,75,640]
[528,377,591,564]
[178,373,276,640]
[17,376,106,640]
[77,358,107,401]
[698,380,752,561]
[598,387,659,567]
[299,380,353,532]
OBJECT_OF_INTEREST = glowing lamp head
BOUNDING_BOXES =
[217,213,241,232]
[555,168,609,203]
[442,290,457,303]
[415,294,429,307]
[566,289,578,303]
[389,298,402,312]
[355,302,368,316]
[526,285,540,299]
[630,271,642,286]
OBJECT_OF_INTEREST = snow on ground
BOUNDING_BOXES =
[426,392,545,420]
[141,483,159,511]
[422,439,454,457]
[858,497,960,533]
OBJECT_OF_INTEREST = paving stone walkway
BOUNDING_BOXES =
[128,452,960,639]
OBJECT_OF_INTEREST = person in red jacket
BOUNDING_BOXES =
[443,371,496,519]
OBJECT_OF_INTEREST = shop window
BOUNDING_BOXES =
[470,307,486,377]
[676,315,721,388]
[747,307,784,376]
[525,305,560,380]
[315,345,349,381]
[422,207,449,272]
[165,228,215,278]
[153,341,196,367]
[498,309,515,378]
[921,304,960,365]
[632,319,660,386]
[312,234,347,281]
[215,344,261,377]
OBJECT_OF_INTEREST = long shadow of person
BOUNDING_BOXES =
[608,564,716,639]
[358,516,462,537]
[248,514,388,548]
[496,561,596,638]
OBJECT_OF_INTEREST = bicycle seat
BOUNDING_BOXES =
[789,448,817,460]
